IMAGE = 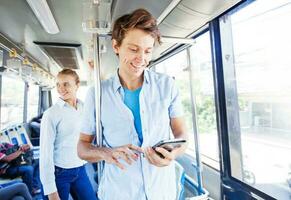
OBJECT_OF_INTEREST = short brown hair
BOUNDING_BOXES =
[112,8,161,46]
[57,69,80,84]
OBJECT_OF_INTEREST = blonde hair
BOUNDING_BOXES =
[57,69,80,84]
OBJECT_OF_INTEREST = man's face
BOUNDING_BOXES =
[112,28,155,78]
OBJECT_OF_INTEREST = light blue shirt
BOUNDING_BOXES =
[81,69,183,200]
[123,87,143,144]
[40,98,86,195]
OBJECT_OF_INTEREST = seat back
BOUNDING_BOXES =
[15,124,33,148]
[6,127,22,146]
[175,161,186,200]
[0,130,10,144]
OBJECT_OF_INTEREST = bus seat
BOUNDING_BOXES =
[0,130,10,144]
[16,124,40,159]
[175,161,186,200]
[6,124,39,159]
[15,124,33,148]
[6,127,22,146]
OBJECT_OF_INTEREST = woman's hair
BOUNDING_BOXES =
[57,69,80,84]
[112,8,161,46]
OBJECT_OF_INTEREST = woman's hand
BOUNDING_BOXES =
[102,144,144,170]
[144,146,180,167]
[48,192,60,200]
[19,144,30,152]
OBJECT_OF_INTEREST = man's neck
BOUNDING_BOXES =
[118,70,143,90]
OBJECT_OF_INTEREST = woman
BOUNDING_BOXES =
[78,9,188,200]
[40,69,96,200]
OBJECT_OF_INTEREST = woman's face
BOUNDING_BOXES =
[56,74,79,101]
[112,28,155,79]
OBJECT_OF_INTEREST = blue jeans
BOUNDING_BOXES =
[0,182,32,200]
[55,165,97,200]
[4,162,41,194]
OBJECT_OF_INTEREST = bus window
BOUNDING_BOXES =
[51,87,58,105]
[27,83,39,121]
[189,32,219,169]
[77,85,89,102]
[221,0,291,199]
[155,51,195,155]
[0,76,25,128]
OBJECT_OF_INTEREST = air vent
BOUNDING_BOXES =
[34,42,82,69]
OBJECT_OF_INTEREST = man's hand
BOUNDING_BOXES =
[144,146,181,167]
[103,144,143,170]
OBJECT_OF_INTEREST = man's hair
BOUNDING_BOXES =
[112,8,161,46]
[57,69,80,84]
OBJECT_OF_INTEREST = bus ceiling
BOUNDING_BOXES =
[0,0,242,82]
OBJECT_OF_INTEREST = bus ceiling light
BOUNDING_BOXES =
[26,0,60,34]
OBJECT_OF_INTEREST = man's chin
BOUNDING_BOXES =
[131,68,144,75]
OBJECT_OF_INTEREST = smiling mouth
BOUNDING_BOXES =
[60,92,68,96]
[130,63,144,69]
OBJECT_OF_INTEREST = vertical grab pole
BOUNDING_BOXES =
[93,33,103,184]
[186,48,204,194]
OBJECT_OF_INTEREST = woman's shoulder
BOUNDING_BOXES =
[42,103,61,119]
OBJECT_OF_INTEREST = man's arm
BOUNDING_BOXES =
[77,133,108,163]
[78,133,143,170]
[145,117,188,167]
[169,117,189,155]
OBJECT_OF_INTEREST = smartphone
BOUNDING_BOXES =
[152,138,186,153]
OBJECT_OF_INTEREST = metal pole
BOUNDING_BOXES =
[186,48,204,194]
[93,33,103,184]
[23,82,28,123]
[0,75,2,129]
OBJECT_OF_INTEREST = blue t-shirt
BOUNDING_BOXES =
[123,87,143,144]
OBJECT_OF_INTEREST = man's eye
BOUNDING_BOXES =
[130,48,137,52]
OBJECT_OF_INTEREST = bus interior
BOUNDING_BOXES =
[0,0,291,199]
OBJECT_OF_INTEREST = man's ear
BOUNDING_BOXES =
[112,39,119,55]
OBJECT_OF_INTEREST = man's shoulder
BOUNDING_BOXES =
[147,70,174,85]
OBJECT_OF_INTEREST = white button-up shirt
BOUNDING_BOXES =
[81,69,183,200]
[40,98,86,195]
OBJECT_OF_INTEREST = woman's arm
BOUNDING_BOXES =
[39,112,58,197]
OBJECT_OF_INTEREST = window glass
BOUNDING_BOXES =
[222,0,291,198]
[77,85,89,102]
[27,83,39,121]
[51,87,58,105]
[155,50,194,154]
[189,32,219,169]
[1,76,24,129]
